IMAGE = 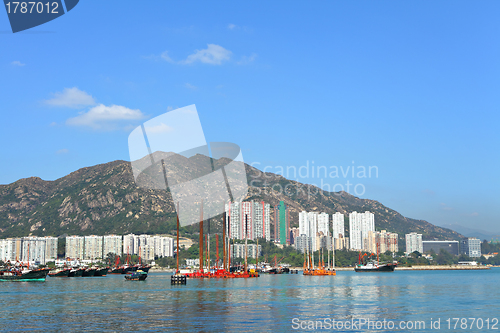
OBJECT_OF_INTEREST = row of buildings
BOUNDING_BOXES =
[0,237,58,265]
[405,233,482,257]
[292,210,398,254]
[65,234,174,261]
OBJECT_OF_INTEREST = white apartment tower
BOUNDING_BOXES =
[84,235,103,260]
[332,212,345,239]
[66,236,85,260]
[317,212,330,236]
[103,235,123,256]
[405,233,423,254]
[349,211,375,251]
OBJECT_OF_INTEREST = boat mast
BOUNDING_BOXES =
[176,202,180,274]
[207,217,210,270]
[199,201,204,273]
[216,234,219,269]
[228,215,231,271]
[244,214,248,273]
[222,210,226,271]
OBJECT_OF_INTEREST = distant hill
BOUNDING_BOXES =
[0,154,463,248]
[442,224,499,242]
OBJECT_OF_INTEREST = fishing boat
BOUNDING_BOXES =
[355,260,397,272]
[94,267,108,276]
[354,243,397,272]
[48,268,71,277]
[109,266,124,274]
[0,267,50,281]
[125,270,148,281]
[68,268,84,277]
[303,247,336,276]
[82,267,96,277]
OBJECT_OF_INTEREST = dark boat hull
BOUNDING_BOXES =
[68,269,84,277]
[110,267,124,274]
[123,266,137,274]
[49,269,70,277]
[82,269,96,277]
[355,264,396,272]
[0,268,50,281]
[125,273,147,281]
[94,268,108,276]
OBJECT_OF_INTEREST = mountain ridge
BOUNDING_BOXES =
[0,156,463,246]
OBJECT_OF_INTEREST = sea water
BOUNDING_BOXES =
[0,269,499,332]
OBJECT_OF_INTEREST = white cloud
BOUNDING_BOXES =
[45,87,96,108]
[144,123,173,134]
[180,44,232,65]
[66,104,146,129]
[160,51,175,63]
[228,24,237,30]
[56,149,69,154]
[184,83,197,90]
[440,203,453,211]
[237,53,257,65]
[11,61,25,66]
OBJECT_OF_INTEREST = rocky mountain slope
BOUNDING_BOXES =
[0,155,462,245]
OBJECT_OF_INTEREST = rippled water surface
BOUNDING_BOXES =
[1,269,499,332]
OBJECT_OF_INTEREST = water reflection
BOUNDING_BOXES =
[0,270,498,331]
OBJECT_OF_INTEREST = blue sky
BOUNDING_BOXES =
[1,1,499,232]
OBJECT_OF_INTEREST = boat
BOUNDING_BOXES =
[354,244,397,272]
[125,270,148,281]
[48,268,71,277]
[355,260,397,272]
[0,267,50,281]
[109,267,124,274]
[94,267,108,276]
[303,248,336,276]
[82,268,96,277]
[68,268,84,277]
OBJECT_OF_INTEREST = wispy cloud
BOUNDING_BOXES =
[184,83,197,90]
[66,104,146,130]
[11,60,25,66]
[440,203,453,211]
[227,23,237,30]
[422,189,435,196]
[180,44,232,65]
[56,149,69,154]
[237,53,257,65]
[468,212,479,217]
[144,123,173,134]
[45,87,96,108]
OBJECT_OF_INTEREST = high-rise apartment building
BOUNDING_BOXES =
[274,201,289,245]
[103,235,123,257]
[349,211,375,251]
[317,212,329,236]
[84,235,103,260]
[332,212,345,239]
[225,201,271,241]
[66,236,85,260]
[460,238,481,258]
[405,233,423,254]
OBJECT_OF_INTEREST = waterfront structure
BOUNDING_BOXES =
[460,238,481,258]
[66,236,85,260]
[405,233,423,254]
[225,201,271,241]
[274,201,290,245]
[349,211,375,251]
[332,212,345,239]
[84,235,103,260]
[103,235,123,257]
[230,243,262,259]
[423,240,459,256]
[366,230,399,254]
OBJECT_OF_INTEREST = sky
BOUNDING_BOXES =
[1,1,499,233]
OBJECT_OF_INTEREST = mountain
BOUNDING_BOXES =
[0,154,463,247]
[441,224,499,242]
